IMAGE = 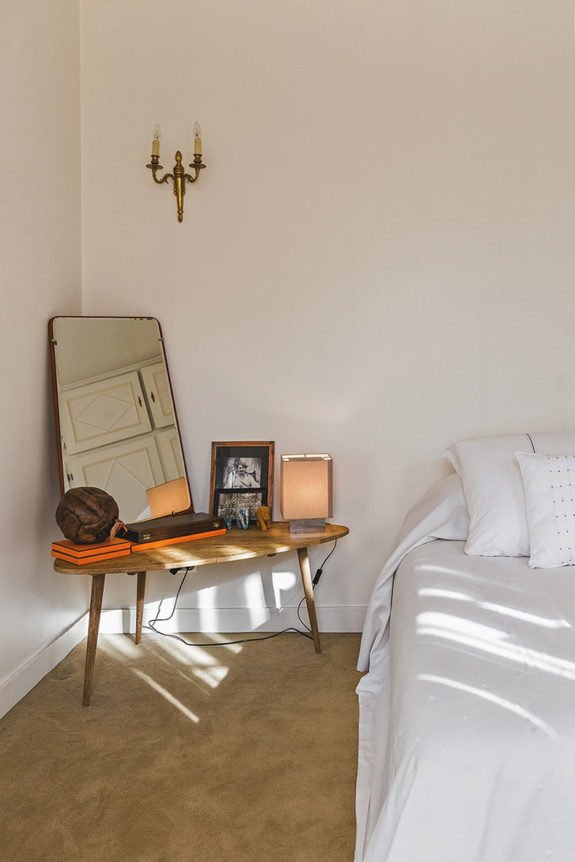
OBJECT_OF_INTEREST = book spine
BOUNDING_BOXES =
[51,544,132,558]
[131,528,227,552]
[51,550,132,566]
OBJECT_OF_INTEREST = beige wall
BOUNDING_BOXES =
[0,0,85,695]
[81,1,575,622]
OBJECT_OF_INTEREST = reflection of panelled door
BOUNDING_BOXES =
[156,428,185,481]
[61,372,151,455]
[140,362,175,429]
[61,360,183,522]
[65,438,165,521]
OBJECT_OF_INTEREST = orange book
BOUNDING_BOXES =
[51,536,132,558]
[52,548,132,566]
[131,528,227,552]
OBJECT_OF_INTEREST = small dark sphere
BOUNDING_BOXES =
[56,487,119,544]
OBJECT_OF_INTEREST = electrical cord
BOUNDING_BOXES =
[146,568,313,646]
[144,539,338,648]
[296,596,311,633]
[297,539,338,633]
[313,540,337,587]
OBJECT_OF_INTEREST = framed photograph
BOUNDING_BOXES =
[210,441,274,523]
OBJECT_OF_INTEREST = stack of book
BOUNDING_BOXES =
[52,514,228,564]
[51,536,132,566]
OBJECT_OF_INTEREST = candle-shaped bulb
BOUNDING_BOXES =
[151,124,161,157]
[193,121,202,155]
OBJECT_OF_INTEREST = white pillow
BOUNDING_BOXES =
[444,431,575,557]
[516,451,575,569]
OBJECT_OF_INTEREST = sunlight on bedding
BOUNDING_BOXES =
[417,611,507,642]
[415,562,526,594]
[417,611,575,680]
[418,673,558,739]
[419,588,571,629]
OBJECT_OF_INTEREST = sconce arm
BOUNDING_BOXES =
[146,164,174,186]
[153,170,174,186]
[185,156,206,184]
[146,155,175,185]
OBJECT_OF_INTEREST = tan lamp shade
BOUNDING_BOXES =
[146,476,191,518]
[280,454,333,520]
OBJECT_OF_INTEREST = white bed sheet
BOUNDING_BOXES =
[356,540,575,862]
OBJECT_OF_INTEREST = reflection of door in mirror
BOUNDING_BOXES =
[49,317,192,523]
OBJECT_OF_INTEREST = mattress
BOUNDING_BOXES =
[356,540,575,862]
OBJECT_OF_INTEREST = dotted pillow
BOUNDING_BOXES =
[516,452,575,568]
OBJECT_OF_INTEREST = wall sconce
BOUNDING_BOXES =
[146,122,206,223]
[280,453,333,534]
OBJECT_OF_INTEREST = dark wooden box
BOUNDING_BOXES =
[123,512,223,543]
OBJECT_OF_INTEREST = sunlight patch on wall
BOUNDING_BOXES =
[272,570,297,608]
[244,572,266,608]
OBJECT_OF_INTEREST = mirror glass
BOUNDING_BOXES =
[50,317,192,523]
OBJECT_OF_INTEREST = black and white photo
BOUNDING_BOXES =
[210,442,274,522]
[223,457,261,489]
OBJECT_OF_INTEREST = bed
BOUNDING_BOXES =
[355,474,575,862]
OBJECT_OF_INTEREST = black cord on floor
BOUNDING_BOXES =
[144,539,338,648]
[145,569,313,646]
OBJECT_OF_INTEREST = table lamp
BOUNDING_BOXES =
[280,454,333,534]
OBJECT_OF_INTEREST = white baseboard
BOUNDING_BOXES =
[0,605,365,717]
[99,605,366,634]
[0,613,88,719]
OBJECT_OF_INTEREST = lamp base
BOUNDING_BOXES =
[288,518,327,535]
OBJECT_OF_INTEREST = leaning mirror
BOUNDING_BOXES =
[49,316,192,523]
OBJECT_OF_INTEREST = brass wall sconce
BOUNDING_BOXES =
[146,123,206,223]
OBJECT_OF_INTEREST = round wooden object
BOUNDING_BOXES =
[55,487,119,544]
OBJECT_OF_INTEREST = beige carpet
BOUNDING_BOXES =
[0,632,362,862]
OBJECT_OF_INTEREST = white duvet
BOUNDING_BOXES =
[356,476,575,862]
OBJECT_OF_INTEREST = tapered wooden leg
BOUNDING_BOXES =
[83,573,105,707]
[135,571,147,645]
[297,547,322,653]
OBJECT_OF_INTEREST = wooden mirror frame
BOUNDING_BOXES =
[48,315,194,516]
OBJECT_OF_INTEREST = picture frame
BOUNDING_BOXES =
[209,441,274,524]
